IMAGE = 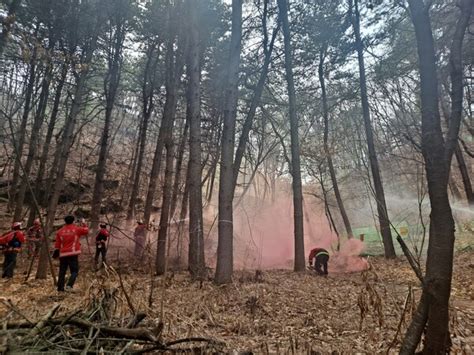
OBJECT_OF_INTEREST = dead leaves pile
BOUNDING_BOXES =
[1,252,473,353]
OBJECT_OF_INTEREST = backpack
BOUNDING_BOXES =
[7,232,21,249]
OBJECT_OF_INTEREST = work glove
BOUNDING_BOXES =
[52,249,60,259]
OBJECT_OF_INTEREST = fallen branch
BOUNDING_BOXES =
[126,312,146,329]
[387,286,412,353]
[7,316,162,344]
[396,235,424,284]
[28,304,60,338]
[389,220,424,285]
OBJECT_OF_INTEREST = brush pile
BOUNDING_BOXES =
[1,267,223,354]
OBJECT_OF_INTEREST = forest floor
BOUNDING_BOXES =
[1,250,473,353]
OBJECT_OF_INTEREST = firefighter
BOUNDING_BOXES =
[52,216,89,292]
[308,247,330,276]
[0,222,26,278]
[133,220,146,258]
[95,223,109,270]
[26,219,43,257]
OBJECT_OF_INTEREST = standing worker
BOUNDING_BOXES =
[133,220,146,258]
[53,216,89,292]
[308,247,330,276]
[0,222,26,278]
[95,223,109,270]
[26,219,43,257]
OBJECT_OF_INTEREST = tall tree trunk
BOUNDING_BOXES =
[277,0,306,272]
[90,20,126,231]
[154,16,185,274]
[177,168,190,269]
[170,118,189,219]
[401,0,472,353]
[27,60,68,226]
[0,0,22,56]
[36,36,98,279]
[13,58,53,221]
[155,142,174,275]
[126,44,159,220]
[187,0,205,280]
[350,0,395,258]
[144,24,184,226]
[214,0,242,284]
[9,44,37,211]
[318,50,353,239]
[231,0,278,192]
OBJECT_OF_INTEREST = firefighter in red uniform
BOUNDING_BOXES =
[26,219,43,257]
[133,221,146,258]
[0,222,26,278]
[95,223,110,270]
[308,247,330,276]
[53,216,89,292]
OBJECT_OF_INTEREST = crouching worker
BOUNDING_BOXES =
[53,216,88,292]
[95,223,109,270]
[308,247,330,276]
[0,222,25,278]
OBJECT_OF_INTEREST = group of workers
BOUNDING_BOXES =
[0,217,137,292]
[1,217,331,291]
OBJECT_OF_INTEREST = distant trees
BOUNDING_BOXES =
[90,0,131,233]
[349,0,395,258]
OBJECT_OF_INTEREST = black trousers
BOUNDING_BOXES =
[95,245,107,267]
[57,255,79,291]
[315,254,329,275]
[2,253,17,278]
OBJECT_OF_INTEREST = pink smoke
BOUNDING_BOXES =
[232,195,368,273]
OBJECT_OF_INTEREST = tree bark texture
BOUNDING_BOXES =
[215,0,243,284]
[277,0,306,272]
[27,60,68,226]
[350,0,395,258]
[318,50,354,239]
[454,143,473,205]
[402,0,472,353]
[13,58,53,221]
[187,0,205,280]
[143,16,184,225]
[127,43,159,220]
[90,18,126,231]
[37,35,98,279]
[9,45,37,211]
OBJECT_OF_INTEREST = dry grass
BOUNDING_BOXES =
[1,251,473,353]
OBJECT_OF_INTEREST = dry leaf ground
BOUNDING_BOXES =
[1,251,473,353]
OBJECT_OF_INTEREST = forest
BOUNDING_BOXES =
[0,0,473,353]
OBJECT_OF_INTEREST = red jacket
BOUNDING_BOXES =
[308,248,329,263]
[54,224,89,257]
[27,225,43,240]
[95,228,109,244]
[134,224,146,238]
[0,230,26,253]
